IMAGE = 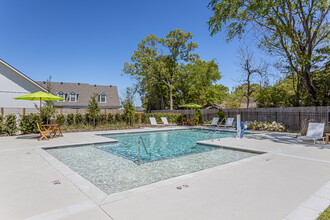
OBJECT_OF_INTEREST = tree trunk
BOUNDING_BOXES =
[246,73,251,109]
[300,71,319,106]
[169,86,173,110]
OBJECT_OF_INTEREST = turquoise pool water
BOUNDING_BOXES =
[99,129,236,164]
[46,129,258,194]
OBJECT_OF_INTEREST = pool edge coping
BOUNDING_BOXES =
[35,133,270,206]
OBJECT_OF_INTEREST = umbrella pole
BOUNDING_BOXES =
[40,98,42,124]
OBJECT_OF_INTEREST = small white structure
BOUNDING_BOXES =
[236,114,241,138]
[0,59,47,108]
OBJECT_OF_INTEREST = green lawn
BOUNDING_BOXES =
[317,206,330,220]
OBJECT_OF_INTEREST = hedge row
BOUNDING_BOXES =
[0,112,182,135]
[0,114,18,135]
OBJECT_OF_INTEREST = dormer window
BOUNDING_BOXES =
[69,92,77,102]
[99,93,106,103]
[57,91,65,102]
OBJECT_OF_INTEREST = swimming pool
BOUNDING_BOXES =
[98,129,236,164]
[46,129,259,194]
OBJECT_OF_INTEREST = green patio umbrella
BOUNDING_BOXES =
[180,103,202,109]
[14,91,64,122]
[180,103,202,120]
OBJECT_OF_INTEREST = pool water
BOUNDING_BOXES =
[98,129,235,163]
[46,129,258,195]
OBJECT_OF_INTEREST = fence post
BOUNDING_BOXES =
[23,108,26,116]
[1,107,4,116]
[298,111,301,130]
[275,111,278,122]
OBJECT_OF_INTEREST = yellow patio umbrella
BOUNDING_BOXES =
[14,91,64,122]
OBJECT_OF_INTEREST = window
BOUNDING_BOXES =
[99,93,106,103]
[69,92,77,102]
[57,91,65,102]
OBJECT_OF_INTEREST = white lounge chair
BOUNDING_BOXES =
[204,117,219,126]
[297,123,325,144]
[218,118,234,128]
[161,117,176,126]
[149,117,163,126]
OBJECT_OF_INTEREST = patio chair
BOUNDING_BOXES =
[297,123,325,144]
[161,117,176,126]
[36,122,52,141]
[54,121,63,137]
[218,118,234,128]
[192,118,199,126]
[204,117,219,126]
[149,117,163,126]
[182,118,187,126]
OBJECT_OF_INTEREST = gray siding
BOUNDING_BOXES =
[0,61,44,108]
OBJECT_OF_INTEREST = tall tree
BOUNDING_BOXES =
[121,87,136,125]
[87,93,100,127]
[225,83,261,107]
[178,59,228,105]
[123,29,198,110]
[237,47,268,108]
[160,29,199,109]
[208,0,330,105]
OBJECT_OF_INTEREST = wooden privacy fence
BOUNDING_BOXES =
[150,106,330,131]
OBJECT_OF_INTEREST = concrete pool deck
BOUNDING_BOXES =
[0,127,329,220]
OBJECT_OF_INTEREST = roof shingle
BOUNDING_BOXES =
[37,81,120,108]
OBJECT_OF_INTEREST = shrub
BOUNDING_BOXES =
[216,108,226,123]
[75,113,83,125]
[98,113,107,125]
[20,114,40,134]
[194,108,203,124]
[115,113,122,123]
[87,93,100,127]
[56,114,65,126]
[178,114,187,124]
[107,113,114,124]
[247,121,285,132]
[66,113,75,126]
[84,113,91,125]
[0,115,4,134]
[134,113,141,124]
[5,114,18,135]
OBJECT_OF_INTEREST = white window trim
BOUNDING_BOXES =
[69,92,77,102]
[57,91,65,102]
[100,93,107,103]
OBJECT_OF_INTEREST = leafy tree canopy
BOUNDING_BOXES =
[123,29,228,110]
[208,0,330,105]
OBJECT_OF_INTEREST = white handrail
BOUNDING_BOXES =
[138,137,150,165]
[202,131,213,140]
[211,131,220,142]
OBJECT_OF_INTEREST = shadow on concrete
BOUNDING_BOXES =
[245,132,330,150]
[16,134,40,140]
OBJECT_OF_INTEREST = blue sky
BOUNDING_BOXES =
[0,0,268,105]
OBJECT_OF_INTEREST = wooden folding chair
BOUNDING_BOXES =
[182,118,187,126]
[37,122,51,141]
[193,118,199,126]
[54,122,63,137]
